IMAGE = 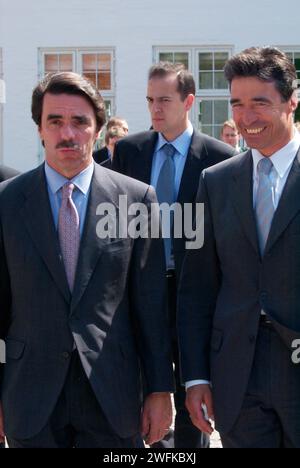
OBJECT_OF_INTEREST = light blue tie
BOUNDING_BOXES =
[255,157,275,255]
[155,144,176,268]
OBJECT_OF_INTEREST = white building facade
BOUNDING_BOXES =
[0,0,300,171]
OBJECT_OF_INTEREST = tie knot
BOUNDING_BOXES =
[61,182,75,200]
[163,143,176,159]
[258,157,273,176]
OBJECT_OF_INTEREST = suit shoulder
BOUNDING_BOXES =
[196,131,236,158]
[0,167,39,200]
[116,131,157,150]
[0,165,20,182]
[203,150,250,178]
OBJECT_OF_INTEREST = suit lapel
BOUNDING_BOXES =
[265,148,300,253]
[20,165,71,303]
[71,165,118,311]
[177,131,208,204]
[231,151,259,255]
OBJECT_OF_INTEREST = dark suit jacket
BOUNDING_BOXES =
[101,158,112,169]
[178,149,300,435]
[93,146,110,164]
[0,165,19,182]
[112,130,235,278]
[0,163,174,440]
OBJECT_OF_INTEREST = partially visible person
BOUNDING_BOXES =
[101,126,126,169]
[93,116,128,164]
[0,164,19,448]
[295,121,300,132]
[0,71,174,448]
[0,165,19,182]
[220,119,243,152]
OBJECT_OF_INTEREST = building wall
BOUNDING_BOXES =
[1,0,300,170]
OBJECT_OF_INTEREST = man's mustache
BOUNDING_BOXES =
[56,141,80,150]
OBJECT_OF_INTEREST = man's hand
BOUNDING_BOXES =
[141,392,172,445]
[186,384,214,435]
[0,402,5,444]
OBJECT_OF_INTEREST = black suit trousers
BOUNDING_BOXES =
[221,322,300,448]
[153,273,209,449]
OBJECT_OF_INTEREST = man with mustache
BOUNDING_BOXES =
[178,47,300,448]
[0,72,174,448]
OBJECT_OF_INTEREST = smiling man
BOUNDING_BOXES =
[178,47,300,448]
[0,72,174,448]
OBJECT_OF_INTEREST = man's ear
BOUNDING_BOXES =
[290,91,298,113]
[185,94,195,111]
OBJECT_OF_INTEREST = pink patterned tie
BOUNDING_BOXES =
[58,182,80,291]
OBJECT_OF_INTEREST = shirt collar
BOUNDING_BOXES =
[252,130,300,179]
[44,161,94,195]
[156,121,193,156]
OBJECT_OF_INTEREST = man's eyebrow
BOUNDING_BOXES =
[72,115,90,123]
[47,114,62,120]
[252,96,272,103]
[146,95,172,100]
[230,96,272,105]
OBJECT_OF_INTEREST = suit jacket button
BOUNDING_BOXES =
[62,351,70,360]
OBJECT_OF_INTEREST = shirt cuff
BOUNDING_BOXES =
[185,379,210,390]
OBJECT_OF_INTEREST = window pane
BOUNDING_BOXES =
[214,100,229,124]
[201,125,213,137]
[98,54,111,71]
[45,54,59,72]
[199,72,213,89]
[214,52,228,70]
[294,56,300,72]
[200,101,213,124]
[84,72,97,87]
[159,52,173,62]
[295,102,300,122]
[83,54,97,71]
[174,52,189,69]
[214,125,222,139]
[99,72,111,90]
[215,71,228,89]
[59,54,73,71]
[199,53,213,71]
[104,100,112,118]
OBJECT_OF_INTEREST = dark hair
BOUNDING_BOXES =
[31,72,106,131]
[224,47,297,102]
[148,62,196,100]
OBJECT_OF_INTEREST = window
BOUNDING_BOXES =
[154,46,232,136]
[198,51,229,90]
